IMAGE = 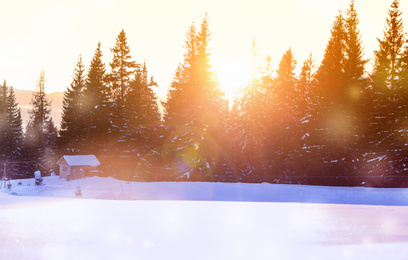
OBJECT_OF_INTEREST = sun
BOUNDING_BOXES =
[216,62,254,104]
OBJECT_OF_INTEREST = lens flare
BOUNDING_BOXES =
[162,126,220,181]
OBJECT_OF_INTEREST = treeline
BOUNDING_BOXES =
[2,0,408,186]
[0,71,58,179]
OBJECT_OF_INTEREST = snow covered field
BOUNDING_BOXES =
[1,177,408,259]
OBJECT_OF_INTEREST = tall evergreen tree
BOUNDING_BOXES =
[25,71,56,174]
[0,83,23,158]
[164,24,199,127]
[230,41,272,182]
[83,42,110,153]
[126,62,161,129]
[232,77,270,182]
[0,82,28,179]
[108,62,164,181]
[108,29,138,135]
[4,86,24,160]
[60,55,87,153]
[313,3,368,181]
[265,48,302,179]
[366,0,408,178]
[164,15,228,181]
[344,0,367,87]
[0,81,8,149]
[372,0,405,90]
[315,12,346,101]
[342,0,371,179]
[297,54,321,178]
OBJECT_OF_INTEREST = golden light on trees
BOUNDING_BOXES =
[217,61,254,103]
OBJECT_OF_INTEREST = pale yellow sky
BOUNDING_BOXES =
[0,0,407,101]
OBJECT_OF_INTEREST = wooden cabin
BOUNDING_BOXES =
[57,155,100,180]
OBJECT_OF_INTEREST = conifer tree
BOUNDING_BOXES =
[0,83,23,159]
[196,15,227,129]
[164,24,198,127]
[266,48,302,179]
[232,78,270,181]
[297,54,319,177]
[109,62,163,180]
[299,54,315,87]
[43,116,58,174]
[126,62,161,129]
[342,0,371,178]
[344,0,367,86]
[0,82,28,178]
[230,41,272,182]
[315,12,346,101]
[164,15,228,181]
[367,0,407,177]
[313,3,368,181]
[0,81,8,148]
[4,86,23,160]
[83,42,110,153]
[372,0,405,90]
[400,44,408,86]
[108,29,138,135]
[26,71,56,174]
[60,55,87,153]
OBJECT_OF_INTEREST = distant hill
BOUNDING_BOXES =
[14,89,63,129]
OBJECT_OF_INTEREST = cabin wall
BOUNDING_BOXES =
[59,163,71,179]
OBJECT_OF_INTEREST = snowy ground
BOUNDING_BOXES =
[1,177,408,260]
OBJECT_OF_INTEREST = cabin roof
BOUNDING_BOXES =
[57,155,100,167]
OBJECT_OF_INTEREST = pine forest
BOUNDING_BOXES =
[3,0,408,187]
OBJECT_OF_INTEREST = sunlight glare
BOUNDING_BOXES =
[217,62,253,103]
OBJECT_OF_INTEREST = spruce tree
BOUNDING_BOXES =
[126,62,161,129]
[83,42,110,153]
[108,29,138,136]
[367,0,407,178]
[60,55,87,153]
[266,48,302,179]
[112,62,163,181]
[0,83,28,179]
[25,71,55,174]
[344,0,367,86]
[372,0,405,90]
[0,81,8,149]
[297,54,320,178]
[4,86,24,160]
[0,85,23,158]
[163,15,228,181]
[313,5,368,181]
[164,24,198,127]
[230,41,272,182]
[232,78,270,182]
[315,12,346,101]
[314,12,347,179]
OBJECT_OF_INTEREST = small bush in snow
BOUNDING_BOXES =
[17,181,22,186]
[74,185,82,197]
[7,182,12,190]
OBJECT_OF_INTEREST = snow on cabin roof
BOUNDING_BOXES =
[57,155,100,167]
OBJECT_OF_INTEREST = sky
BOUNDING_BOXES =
[1,0,408,101]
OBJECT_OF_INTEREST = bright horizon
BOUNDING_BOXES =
[1,0,407,102]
